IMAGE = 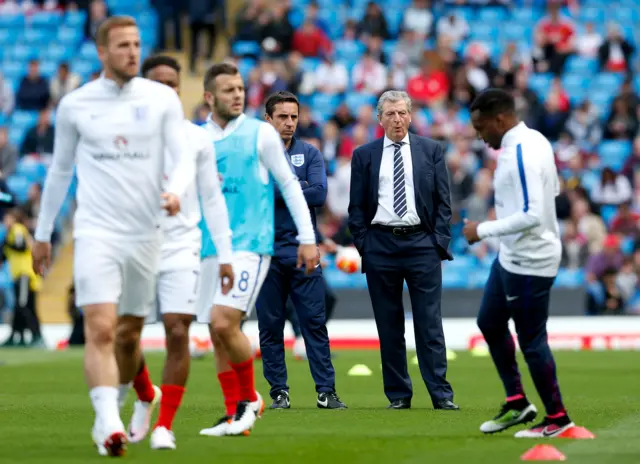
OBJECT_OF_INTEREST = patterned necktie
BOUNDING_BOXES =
[392,142,407,218]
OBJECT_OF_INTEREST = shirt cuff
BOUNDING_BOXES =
[477,222,491,239]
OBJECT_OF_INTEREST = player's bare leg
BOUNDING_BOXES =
[84,303,127,457]
[115,316,161,443]
[148,314,191,450]
[212,305,264,436]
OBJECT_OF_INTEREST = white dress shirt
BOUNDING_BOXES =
[35,76,193,242]
[371,134,421,227]
[477,122,562,277]
[204,114,316,245]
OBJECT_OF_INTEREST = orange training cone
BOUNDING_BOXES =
[521,444,567,461]
[558,426,595,439]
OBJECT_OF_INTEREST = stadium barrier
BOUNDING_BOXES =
[2,316,640,352]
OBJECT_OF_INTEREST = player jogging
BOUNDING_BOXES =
[115,55,234,450]
[196,62,318,437]
[463,89,575,438]
[31,17,193,457]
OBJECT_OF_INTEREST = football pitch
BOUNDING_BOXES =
[1,349,639,463]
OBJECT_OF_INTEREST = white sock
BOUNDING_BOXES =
[90,386,123,430]
[118,383,132,410]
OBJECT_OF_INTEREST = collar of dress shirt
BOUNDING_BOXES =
[383,132,411,149]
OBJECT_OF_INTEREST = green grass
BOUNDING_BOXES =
[1,349,639,463]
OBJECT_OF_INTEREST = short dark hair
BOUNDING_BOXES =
[141,55,181,77]
[203,62,240,91]
[264,91,299,117]
[469,88,516,117]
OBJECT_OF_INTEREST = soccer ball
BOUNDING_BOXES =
[335,246,361,274]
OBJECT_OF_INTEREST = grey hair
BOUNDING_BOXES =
[376,90,412,116]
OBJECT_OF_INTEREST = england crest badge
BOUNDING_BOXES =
[291,154,305,167]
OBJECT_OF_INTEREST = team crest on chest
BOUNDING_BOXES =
[291,154,305,167]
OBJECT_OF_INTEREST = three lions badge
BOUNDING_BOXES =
[291,154,305,167]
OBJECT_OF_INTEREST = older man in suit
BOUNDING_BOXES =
[348,90,458,410]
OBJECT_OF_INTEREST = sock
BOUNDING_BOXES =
[118,382,132,410]
[230,358,258,403]
[218,370,241,417]
[133,360,156,403]
[90,386,122,429]
[154,385,185,431]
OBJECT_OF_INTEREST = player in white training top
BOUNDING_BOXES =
[116,55,234,451]
[31,17,193,457]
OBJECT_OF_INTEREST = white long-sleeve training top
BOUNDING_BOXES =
[477,122,562,277]
[34,76,194,243]
[162,119,232,264]
[204,114,316,245]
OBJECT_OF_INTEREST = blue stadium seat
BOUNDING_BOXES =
[511,7,541,23]
[442,269,469,288]
[301,57,320,73]
[46,42,74,62]
[16,160,47,184]
[477,7,507,22]
[500,22,531,42]
[231,41,261,57]
[6,175,30,203]
[311,94,342,117]
[11,110,38,128]
[562,74,589,105]
[236,58,256,80]
[588,90,615,119]
[57,26,83,45]
[527,73,553,99]
[288,8,304,29]
[9,43,38,61]
[599,204,618,226]
[469,22,496,42]
[598,140,632,171]
[344,92,376,114]
[565,56,598,75]
[71,59,97,79]
[579,6,606,23]
[335,40,365,63]
[23,28,49,44]
[30,11,63,28]
[554,269,585,288]
[0,14,25,29]
[1,61,26,81]
[79,42,99,61]
[38,60,58,79]
[64,10,87,27]
[447,7,476,22]
[621,236,635,255]
[8,126,26,147]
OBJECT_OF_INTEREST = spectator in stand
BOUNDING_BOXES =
[258,1,293,57]
[576,22,603,58]
[572,198,607,254]
[407,51,449,109]
[234,0,268,42]
[0,72,14,116]
[20,109,54,157]
[188,0,225,74]
[16,60,50,111]
[0,171,15,220]
[49,62,81,106]
[585,234,624,282]
[564,100,602,153]
[305,1,330,36]
[357,1,390,40]
[560,220,589,269]
[395,30,425,73]
[192,102,210,125]
[512,70,543,128]
[447,153,473,218]
[296,105,322,146]
[610,201,640,239]
[402,0,433,39]
[321,121,341,172]
[465,168,492,223]
[591,167,633,207]
[604,96,638,140]
[598,22,635,74]
[538,86,569,141]
[436,12,469,45]
[616,257,637,303]
[0,126,17,177]
[352,50,387,95]
[534,3,576,75]
[314,51,348,95]
[366,35,388,66]
[292,18,332,57]
[621,136,640,184]
[585,267,625,315]
[83,0,109,42]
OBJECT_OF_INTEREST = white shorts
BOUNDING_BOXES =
[146,246,201,323]
[74,236,161,318]
[196,251,271,324]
